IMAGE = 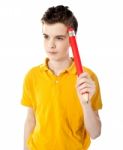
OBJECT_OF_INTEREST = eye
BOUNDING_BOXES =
[56,37,64,40]
[43,35,49,39]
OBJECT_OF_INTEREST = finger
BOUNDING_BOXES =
[78,82,91,90]
[78,72,90,79]
[79,87,95,95]
[77,78,94,88]
[79,87,91,94]
[76,78,89,87]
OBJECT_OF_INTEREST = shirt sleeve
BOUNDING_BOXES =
[21,70,34,108]
[90,72,103,111]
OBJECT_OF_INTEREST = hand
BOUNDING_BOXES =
[76,72,96,104]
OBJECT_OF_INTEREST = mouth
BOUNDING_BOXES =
[47,52,57,55]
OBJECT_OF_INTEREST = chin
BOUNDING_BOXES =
[47,54,69,61]
[48,57,63,62]
[49,58,60,61]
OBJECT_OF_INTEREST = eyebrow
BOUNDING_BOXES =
[43,33,67,38]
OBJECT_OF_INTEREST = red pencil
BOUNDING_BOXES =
[68,27,83,76]
[68,27,88,102]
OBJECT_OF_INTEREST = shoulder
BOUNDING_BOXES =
[83,66,96,75]
[27,65,40,75]
[83,66,99,82]
[24,64,43,80]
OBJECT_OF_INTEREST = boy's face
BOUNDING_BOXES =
[42,23,70,61]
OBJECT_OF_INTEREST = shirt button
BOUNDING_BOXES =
[55,80,59,83]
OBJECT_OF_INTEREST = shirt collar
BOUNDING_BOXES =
[40,57,77,75]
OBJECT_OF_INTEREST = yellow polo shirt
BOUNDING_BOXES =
[21,58,102,150]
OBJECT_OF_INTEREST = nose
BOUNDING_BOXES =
[48,39,56,49]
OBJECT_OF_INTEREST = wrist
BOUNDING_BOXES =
[80,100,91,109]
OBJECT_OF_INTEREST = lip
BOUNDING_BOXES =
[47,52,57,54]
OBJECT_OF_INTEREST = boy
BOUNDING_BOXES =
[21,5,102,150]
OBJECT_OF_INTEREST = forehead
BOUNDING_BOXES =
[42,23,68,36]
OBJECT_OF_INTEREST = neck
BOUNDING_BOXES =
[48,57,72,76]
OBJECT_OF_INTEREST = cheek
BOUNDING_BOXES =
[60,46,69,55]
[44,41,48,49]
[62,43,70,53]
[60,40,70,50]
[65,40,70,49]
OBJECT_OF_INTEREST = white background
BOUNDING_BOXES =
[0,0,123,149]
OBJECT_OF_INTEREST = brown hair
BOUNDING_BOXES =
[41,5,78,33]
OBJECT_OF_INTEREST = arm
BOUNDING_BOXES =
[82,104,101,139]
[76,72,101,139]
[24,108,36,150]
